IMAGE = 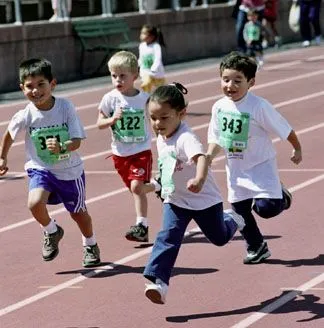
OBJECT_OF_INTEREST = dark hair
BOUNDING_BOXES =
[19,58,53,84]
[141,24,166,47]
[219,51,257,81]
[148,82,188,112]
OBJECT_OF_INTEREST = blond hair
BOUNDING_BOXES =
[107,51,138,74]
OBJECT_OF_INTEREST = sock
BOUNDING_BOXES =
[43,219,57,234]
[150,178,161,192]
[136,216,148,227]
[82,234,97,246]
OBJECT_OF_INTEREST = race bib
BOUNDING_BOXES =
[158,151,177,198]
[217,111,250,151]
[142,54,154,69]
[31,126,70,164]
[112,108,146,143]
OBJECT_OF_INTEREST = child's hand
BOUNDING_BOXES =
[112,107,123,123]
[0,158,8,176]
[187,178,204,193]
[291,149,302,165]
[46,138,60,154]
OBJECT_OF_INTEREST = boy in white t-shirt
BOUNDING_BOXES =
[97,51,154,243]
[207,52,302,264]
[0,58,100,267]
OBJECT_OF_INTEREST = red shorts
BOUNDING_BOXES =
[112,150,152,189]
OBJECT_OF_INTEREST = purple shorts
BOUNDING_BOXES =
[27,169,87,213]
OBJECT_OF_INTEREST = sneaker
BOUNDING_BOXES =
[281,183,292,210]
[302,40,311,47]
[42,225,64,261]
[315,35,322,46]
[145,279,168,304]
[82,244,101,267]
[125,223,148,242]
[152,173,164,202]
[224,209,245,231]
[243,241,271,264]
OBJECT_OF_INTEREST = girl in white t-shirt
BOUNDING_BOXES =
[143,83,245,305]
[207,52,302,265]
[138,24,166,93]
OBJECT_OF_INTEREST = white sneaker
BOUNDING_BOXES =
[145,279,168,304]
[49,14,58,22]
[315,36,322,46]
[224,209,245,231]
[302,40,311,47]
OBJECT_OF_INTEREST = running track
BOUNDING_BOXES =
[1,46,324,328]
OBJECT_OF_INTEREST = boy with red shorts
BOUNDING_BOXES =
[97,51,155,242]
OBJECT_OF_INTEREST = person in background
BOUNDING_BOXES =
[49,0,71,21]
[138,24,166,94]
[207,52,302,265]
[299,0,322,47]
[262,0,281,48]
[0,58,100,268]
[235,0,265,53]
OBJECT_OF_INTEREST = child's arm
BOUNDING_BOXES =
[187,154,208,193]
[287,130,302,165]
[96,109,123,130]
[206,143,223,166]
[0,130,14,175]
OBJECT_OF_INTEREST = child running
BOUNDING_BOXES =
[143,83,245,305]
[97,51,154,243]
[207,52,302,265]
[0,58,100,267]
[138,24,166,93]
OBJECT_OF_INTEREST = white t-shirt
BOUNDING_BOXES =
[208,92,292,203]
[98,89,152,156]
[157,121,223,210]
[138,42,165,79]
[8,97,85,180]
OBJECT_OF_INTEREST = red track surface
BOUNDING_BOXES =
[1,46,324,328]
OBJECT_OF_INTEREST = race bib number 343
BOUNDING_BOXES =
[217,111,250,150]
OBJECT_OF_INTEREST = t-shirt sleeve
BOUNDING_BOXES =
[207,103,220,144]
[182,132,205,162]
[151,43,163,73]
[7,110,26,140]
[257,99,292,140]
[98,94,112,117]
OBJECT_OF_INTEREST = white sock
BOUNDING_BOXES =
[150,179,161,192]
[82,234,97,246]
[43,219,57,234]
[136,216,148,227]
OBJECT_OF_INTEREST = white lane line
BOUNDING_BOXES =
[1,118,324,233]
[231,272,324,328]
[1,175,324,318]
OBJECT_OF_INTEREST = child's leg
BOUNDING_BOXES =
[28,188,52,227]
[143,203,191,286]
[194,202,239,246]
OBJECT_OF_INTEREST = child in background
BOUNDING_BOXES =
[243,9,265,68]
[207,52,302,264]
[143,83,245,305]
[97,51,154,243]
[0,58,100,267]
[138,24,166,93]
[262,0,281,48]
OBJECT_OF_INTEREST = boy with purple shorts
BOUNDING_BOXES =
[0,58,100,267]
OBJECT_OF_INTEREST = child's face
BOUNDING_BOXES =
[248,13,258,22]
[140,29,154,44]
[110,67,138,96]
[148,100,186,138]
[220,69,255,102]
[20,75,56,110]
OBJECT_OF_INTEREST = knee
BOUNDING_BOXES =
[130,181,144,195]
[27,197,43,212]
[254,199,281,219]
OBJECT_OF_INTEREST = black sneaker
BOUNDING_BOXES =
[42,225,64,261]
[243,241,271,264]
[153,173,164,202]
[282,183,292,210]
[125,223,148,242]
[82,244,101,267]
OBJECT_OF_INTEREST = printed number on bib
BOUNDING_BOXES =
[142,54,154,69]
[218,111,250,151]
[31,126,70,164]
[113,108,146,143]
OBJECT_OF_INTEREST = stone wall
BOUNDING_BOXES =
[0,1,314,92]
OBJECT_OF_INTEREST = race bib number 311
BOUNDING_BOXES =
[217,111,250,150]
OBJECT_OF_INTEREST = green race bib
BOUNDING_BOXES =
[112,108,146,143]
[217,111,250,151]
[247,24,261,41]
[158,151,177,198]
[31,126,70,164]
[142,54,154,69]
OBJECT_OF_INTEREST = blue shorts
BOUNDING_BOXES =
[27,169,87,213]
